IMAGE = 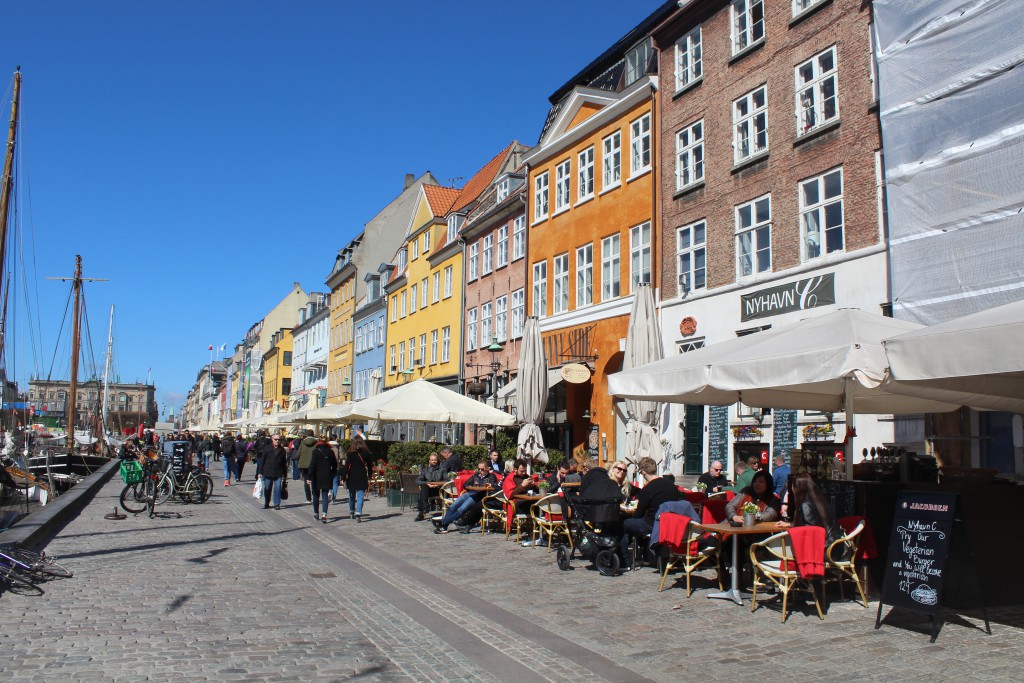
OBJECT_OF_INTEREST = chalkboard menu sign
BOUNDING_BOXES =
[772,409,797,458]
[708,405,729,464]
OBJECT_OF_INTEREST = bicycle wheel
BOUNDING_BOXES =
[196,474,214,503]
[147,478,157,518]
[0,564,43,595]
[0,547,73,580]
[120,483,147,514]
[154,472,174,505]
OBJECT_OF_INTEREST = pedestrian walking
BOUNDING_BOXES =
[295,430,317,502]
[257,434,287,510]
[342,437,370,521]
[221,434,237,486]
[307,436,338,522]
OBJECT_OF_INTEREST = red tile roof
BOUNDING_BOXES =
[423,185,460,217]
[450,142,517,213]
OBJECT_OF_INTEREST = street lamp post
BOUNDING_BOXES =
[466,336,506,453]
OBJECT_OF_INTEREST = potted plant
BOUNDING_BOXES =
[732,425,764,441]
[741,501,760,526]
[537,480,550,494]
[694,481,707,493]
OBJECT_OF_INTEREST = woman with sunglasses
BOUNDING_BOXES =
[607,460,635,500]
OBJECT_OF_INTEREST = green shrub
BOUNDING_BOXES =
[383,442,488,472]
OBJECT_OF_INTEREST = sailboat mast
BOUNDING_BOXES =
[102,304,114,432]
[66,255,83,452]
[0,67,21,351]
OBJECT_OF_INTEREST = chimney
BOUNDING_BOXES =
[404,173,415,190]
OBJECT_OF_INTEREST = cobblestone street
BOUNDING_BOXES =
[2,474,1022,682]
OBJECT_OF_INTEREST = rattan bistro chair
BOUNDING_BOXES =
[749,531,824,623]
[530,494,571,552]
[825,519,868,607]
[480,490,508,536]
[658,523,722,596]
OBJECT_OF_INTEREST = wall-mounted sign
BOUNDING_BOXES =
[740,273,836,322]
[679,316,697,337]
[560,363,592,384]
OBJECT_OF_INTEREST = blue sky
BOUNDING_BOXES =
[1,0,665,418]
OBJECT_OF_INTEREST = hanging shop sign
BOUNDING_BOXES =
[560,363,592,384]
[740,273,836,322]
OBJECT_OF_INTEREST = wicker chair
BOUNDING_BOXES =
[749,531,824,623]
[825,519,868,607]
[480,490,508,536]
[658,516,722,596]
[530,494,571,552]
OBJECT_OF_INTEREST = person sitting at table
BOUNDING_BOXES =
[488,450,503,473]
[545,462,570,493]
[729,460,751,493]
[697,460,728,494]
[606,459,636,500]
[771,453,791,498]
[433,460,497,534]
[414,452,445,522]
[726,470,782,524]
[440,446,461,477]
[620,456,681,570]
[508,459,539,516]
[775,472,848,558]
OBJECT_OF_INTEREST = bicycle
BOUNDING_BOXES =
[178,464,213,504]
[119,458,162,517]
[0,542,73,581]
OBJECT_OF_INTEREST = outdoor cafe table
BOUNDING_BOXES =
[694,521,779,606]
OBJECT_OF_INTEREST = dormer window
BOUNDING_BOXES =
[496,178,510,202]
[625,37,651,86]
[397,247,408,272]
[447,213,464,244]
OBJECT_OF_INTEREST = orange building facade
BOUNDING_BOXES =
[524,37,660,464]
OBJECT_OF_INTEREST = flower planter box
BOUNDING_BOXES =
[386,488,403,508]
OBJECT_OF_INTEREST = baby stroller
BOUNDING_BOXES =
[556,489,624,576]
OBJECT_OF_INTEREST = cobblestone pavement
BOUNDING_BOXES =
[2,473,1022,682]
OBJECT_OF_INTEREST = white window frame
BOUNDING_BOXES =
[577,146,594,201]
[553,253,569,314]
[625,38,651,86]
[482,234,493,275]
[795,46,838,136]
[390,345,396,373]
[629,222,652,290]
[422,232,430,254]
[555,159,571,212]
[630,113,652,177]
[601,234,621,301]
[432,272,440,303]
[398,341,406,372]
[480,302,492,346]
[390,296,397,323]
[377,316,385,345]
[419,334,427,366]
[792,0,826,19]
[735,194,772,278]
[532,261,548,318]
[411,238,419,260]
[674,27,702,91]
[733,85,768,164]
[534,171,549,221]
[602,131,621,190]
[576,243,593,308]
[400,290,407,318]
[409,284,417,313]
[497,225,509,268]
[421,278,428,308]
[511,289,525,338]
[512,215,526,261]
[467,308,478,352]
[495,295,508,343]
[676,219,707,295]
[800,167,844,261]
[443,265,453,298]
[675,119,704,191]
[441,326,451,363]
[447,214,463,245]
[468,242,479,281]
[407,338,415,370]
[496,178,509,202]
[430,330,438,364]
[731,0,764,55]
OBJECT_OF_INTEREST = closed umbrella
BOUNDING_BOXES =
[366,370,384,439]
[516,317,549,468]
[622,284,665,471]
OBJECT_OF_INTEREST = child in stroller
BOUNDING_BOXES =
[555,466,625,576]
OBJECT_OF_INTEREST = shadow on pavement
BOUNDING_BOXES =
[57,526,303,561]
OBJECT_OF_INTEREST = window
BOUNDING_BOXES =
[408,338,415,370]
[731,0,764,55]
[397,248,407,273]
[496,178,509,202]
[602,131,621,189]
[430,330,438,364]
[443,266,453,298]
[511,289,525,338]
[467,308,478,351]
[432,272,440,302]
[675,119,704,190]
[356,326,363,353]
[555,159,571,212]
[532,261,548,317]
[468,242,479,281]
[497,225,508,268]
[534,172,549,221]
[630,113,651,176]
[398,342,406,371]
[576,243,593,308]
[578,147,594,201]
[441,326,451,363]
[411,238,419,260]
[391,296,398,322]
[410,284,417,313]
[421,278,428,308]
[482,235,493,275]
[512,215,526,260]
[793,0,826,18]
[495,295,508,343]
[422,232,430,254]
[734,85,768,164]
[419,334,427,366]
[447,213,463,244]
[553,253,569,314]
[390,345,397,373]
[677,220,707,294]
[800,168,844,260]
[736,194,772,277]
[796,46,838,136]
[625,37,651,86]
[400,291,407,318]
[674,27,702,91]
[601,234,621,301]
[630,222,652,289]
[481,302,492,346]
[368,320,376,348]
[377,316,385,345]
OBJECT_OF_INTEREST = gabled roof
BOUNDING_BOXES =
[450,142,518,213]
[423,185,460,217]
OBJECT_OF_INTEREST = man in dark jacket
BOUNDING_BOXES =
[434,461,497,534]
[220,435,236,486]
[620,456,680,569]
[415,452,446,521]
[439,446,461,476]
[307,438,338,522]
[258,434,288,509]
[295,430,317,502]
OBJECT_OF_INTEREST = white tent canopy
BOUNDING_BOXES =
[303,402,357,423]
[883,298,1024,414]
[347,378,514,426]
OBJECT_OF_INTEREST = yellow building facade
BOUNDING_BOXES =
[262,328,293,413]
[326,252,357,405]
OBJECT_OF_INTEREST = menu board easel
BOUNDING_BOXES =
[875,490,990,642]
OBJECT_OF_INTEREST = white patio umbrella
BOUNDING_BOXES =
[303,402,357,423]
[883,298,1024,414]
[366,370,384,439]
[516,317,549,468]
[622,284,665,470]
[609,308,960,477]
[346,378,515,427]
